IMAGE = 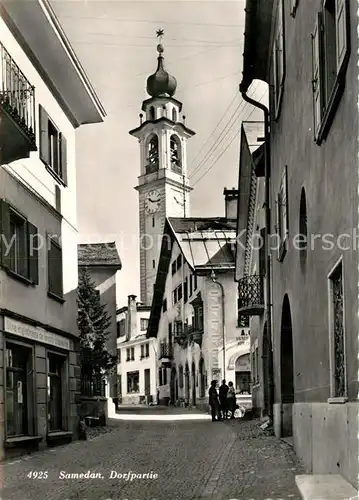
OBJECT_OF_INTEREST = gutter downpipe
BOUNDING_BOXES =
[210,270,226,382]
[239,85,274,424]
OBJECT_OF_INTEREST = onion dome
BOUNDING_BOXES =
[146,44,177,97]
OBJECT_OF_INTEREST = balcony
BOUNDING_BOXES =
[159,342,173,365]
[237,275,264,316]
[0,43,37,164]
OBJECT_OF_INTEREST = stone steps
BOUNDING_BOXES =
[295,474,358,500]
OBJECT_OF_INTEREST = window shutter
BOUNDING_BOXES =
[27,222,39,284]
[0,199,10,268]
[48,238,63,298]
[335,0,350,76]
[39,105,49,165]
[273,0,285,118]
[311,14,323,140]
[281,166,289,242]
[59,133,68,185]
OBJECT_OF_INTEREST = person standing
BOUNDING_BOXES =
[227,381,236,419]
[208,380,221,422]
[219,380,229,420]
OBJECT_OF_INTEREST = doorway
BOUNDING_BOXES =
[144,369,150,396]
[280,295,294,437]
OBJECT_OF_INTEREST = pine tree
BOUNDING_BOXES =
[77,268,116,384]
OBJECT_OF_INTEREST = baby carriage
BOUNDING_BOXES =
[227,403,246,419]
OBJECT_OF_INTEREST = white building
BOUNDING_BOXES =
[117,296,157,404]
[0,0,105,459]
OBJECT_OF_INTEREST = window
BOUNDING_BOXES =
[170,135,181,172]
[47,235,64,300]
[140,318,149,331]
[149,106,155,120]
[39,105,67,185]
[177,284,183,301]
[172,288,178,305]
[141,345,144,359]
[146,134,159,174]
[193,301,204,332]
[174,321,183,337]
[272,0,285,119]
[131,347,135,361]
[127,371,139,393]
[171,261,176,275]
[126,348,130,361]
[163,298,167,312]
[6,343,31,437]
[172,108,177,122]
[117,319,126,337]
[152,217,155,228]
[328,260,346,399]
[152,259,155,269]
[0,200,39,284]
[162,368,167,385]
[184,277,188,303]
[47,352,65,431]
[158,368,163,386]
[145,343,149,357]
[312,0,350,143]
[117,349,121,363]
[275,166,289,261]
[299,188,308,265]
[168,322,172,343]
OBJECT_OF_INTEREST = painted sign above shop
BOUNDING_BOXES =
[4,317,71,350]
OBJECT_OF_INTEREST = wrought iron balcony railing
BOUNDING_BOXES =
[159,342,173,359]
[237,274,264,316]
[0,42,36,154]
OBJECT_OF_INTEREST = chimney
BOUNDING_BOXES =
[223,187,239,220]
[127,294,137,340]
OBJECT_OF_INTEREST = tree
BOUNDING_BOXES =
[77,268,116,386]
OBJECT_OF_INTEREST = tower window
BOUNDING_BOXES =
[172,108,177,122]
[170,135,182,173]
[152,259,155,269]
[149,106,155,120]
[152,217,155,227]
[146,134,159,174]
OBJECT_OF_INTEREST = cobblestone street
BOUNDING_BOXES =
[1,417,303,500]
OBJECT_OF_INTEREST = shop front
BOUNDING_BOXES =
[0,314,80,459]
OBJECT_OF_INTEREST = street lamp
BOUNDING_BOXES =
[210,270,226,382]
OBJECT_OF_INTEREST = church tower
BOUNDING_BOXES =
[129,33,195,306]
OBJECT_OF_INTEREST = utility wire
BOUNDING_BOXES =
[58,16,244,28]
[78,32,242,45]
[191,90,267,187]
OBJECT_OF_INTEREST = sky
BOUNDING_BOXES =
[51,0,266,308]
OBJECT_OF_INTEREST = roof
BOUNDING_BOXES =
[168,218,236,272]
[239,0,274,93]
[78,242,122,269]
[1,0,105,127]
[129,117,195,138]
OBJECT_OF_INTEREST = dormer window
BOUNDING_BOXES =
[146,134,159,174]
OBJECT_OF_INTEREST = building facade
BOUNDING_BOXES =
[238,0,358,491]
[148,193,251,408]
[129,40,195,307]
[0,0,105,458]
[78,242,122,414]
[116,296,157,404]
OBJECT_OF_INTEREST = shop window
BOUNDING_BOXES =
[47,353,65,431]
[6,343,31,437]
[127,371,139,393]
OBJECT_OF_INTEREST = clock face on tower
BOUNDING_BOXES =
[145,190,161,213]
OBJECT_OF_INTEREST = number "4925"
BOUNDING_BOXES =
[27,471,48,479]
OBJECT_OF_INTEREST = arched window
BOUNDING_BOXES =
[146,134,159,174]
[172,108,177,122]
[170,134,181,172]
[149,106,155,120]
[299,187,307,258]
